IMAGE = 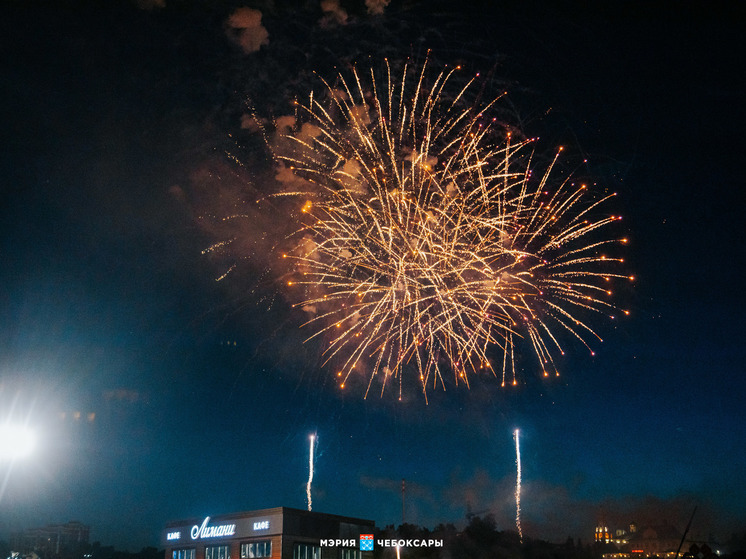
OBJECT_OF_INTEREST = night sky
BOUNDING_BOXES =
[1,0,745,552]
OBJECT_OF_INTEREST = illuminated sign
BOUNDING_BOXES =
[167,532,181,541]
[191,517,237,540]
[253,521,269,531]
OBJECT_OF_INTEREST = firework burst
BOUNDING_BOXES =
[272,60,630,400]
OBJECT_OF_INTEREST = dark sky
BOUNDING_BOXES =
[1,0,745,551]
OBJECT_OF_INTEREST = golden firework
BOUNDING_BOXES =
[273,60,629,400]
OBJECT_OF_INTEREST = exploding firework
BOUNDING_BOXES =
[272,60,630,399]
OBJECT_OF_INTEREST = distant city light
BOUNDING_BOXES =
[0,423,36,461]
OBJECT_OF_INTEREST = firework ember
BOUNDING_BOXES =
[272,60,630,400]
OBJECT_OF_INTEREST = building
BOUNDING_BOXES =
[9,521,90,559]
[605,524,637,548]
[162,507,375,559]
[595,523,612,544]
[630,525,683,557]
[599,521,686,559]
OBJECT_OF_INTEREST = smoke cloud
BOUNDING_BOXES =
[226,7,270,54]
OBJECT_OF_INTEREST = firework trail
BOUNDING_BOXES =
[273,60,630,399]
[306,433,315,511]
[514,428,522,542]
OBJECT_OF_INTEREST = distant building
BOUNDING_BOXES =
[10,521,90,559]
[599,521,684,559]
[163,507,375,559]
[595,523,612,544]
[631,525,683,557]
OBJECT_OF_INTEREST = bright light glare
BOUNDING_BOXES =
[0,424,36,461]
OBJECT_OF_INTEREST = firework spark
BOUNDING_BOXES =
[306,433,315,511]
[514,428,522,542]
[274,60,629,399]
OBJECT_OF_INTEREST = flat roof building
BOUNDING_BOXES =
[162,507,375,559]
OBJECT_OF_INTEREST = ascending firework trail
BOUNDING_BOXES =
[307,433,316,511]
[514,428,522,542]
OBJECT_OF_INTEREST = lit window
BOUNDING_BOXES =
[293,543,320,559]
[341,550,361,559]
[206,545,230,559]
[173,549,195,559]
[241,541,272,558]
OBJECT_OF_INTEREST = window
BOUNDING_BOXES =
[241,541,272,558]
[341,550,361,559]
[293,543,320,559]
[173,550,195,559]
[205,545,230,559]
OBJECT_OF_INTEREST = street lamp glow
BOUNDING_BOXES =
[0,423,36,461]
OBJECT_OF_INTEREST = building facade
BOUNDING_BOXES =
[162,507,375,559]
[598,522,687,559]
